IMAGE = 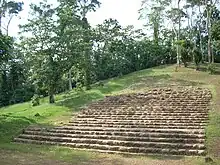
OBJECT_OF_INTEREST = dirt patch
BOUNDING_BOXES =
[0,150,72,165]
[82,156,199,165]
[0,149,204,165]
[209,138,220,157]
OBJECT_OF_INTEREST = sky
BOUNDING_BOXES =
[7,0,146,37]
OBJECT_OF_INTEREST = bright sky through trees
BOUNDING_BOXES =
[8,0,145,36]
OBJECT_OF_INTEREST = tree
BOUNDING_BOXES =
[167,0,188,67]
[204,0,219,63]
[0,0,23,34]
[57,0,101,90]
[212,20,220,61]
[0,70,9,106]
[77,0,101,90]
[57,0,84,91]
[19,2,63,103]
[139,0,170,45]
[0,33,13,67]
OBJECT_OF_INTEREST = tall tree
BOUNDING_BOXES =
[166,0,189,67]
[57,0,101,90]
[139,0,170,45]
[0,0,23,34]
[204,0,218,63]
[19,2,63,103]
[77,0,101,90]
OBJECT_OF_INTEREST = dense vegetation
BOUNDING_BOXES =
[0,0,220,106]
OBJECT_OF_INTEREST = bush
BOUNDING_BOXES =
[31,94,40,106]
[207,64,216,74]
[76,82,84,91]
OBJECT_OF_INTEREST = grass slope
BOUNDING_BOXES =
[0,64,220,165]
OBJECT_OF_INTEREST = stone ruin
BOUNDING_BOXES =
[14,87,212,156]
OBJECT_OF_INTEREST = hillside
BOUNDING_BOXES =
[1,64,220,165]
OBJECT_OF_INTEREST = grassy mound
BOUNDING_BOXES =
[0,64,220,165]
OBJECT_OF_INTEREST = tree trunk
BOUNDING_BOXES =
[82,17,92,90]
[84,50,91,90]
[198,5,204,62]
[210,0,215,63]
[176,0,181,67]
[0,15,2,34]
[153,22,159,45]
[6,16,13,36]
[49,94,55,103]
[68,69,72,91]
[211,46,214,63]
[199,27,204,62]
[49,92,55,103]
[207,3,213,63]
[208,31,212,63]
[49,82,55,103]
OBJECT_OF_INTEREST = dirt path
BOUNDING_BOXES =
[0,149,205,165]
[83,157,199,165]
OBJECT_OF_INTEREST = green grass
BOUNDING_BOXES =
[1,63,220,164]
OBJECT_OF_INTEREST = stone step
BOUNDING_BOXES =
[96,96,209,99]
[150,103,209,105]
[76,116,208,121]
[87,106,209,110]
[80,109,208,115]
[50,126,205,134]
[91,100,210,103]
[14,138,205,156]
[72,119,208,124]
[89,102,209,104]
[17,134,205,150]
[91,98,210,101]
[69,121,207,126]
[77,114,208,118]
[14,88,211,157]
[81,108,208,115]
[25,128,205,139]
[89,101,210,103]
[66,123,205,129]
[24,131,205,144]
[80,112,208,116]
[80,111,208,114]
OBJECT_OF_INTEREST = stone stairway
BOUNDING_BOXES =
[14,87,212,156]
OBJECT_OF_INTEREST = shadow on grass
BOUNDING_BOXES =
[0,114,57,144]
[56,90,104,111]
[0,115,36,143]
[188,63,220,75]
[96,82,124,94]
[0,114,36,123]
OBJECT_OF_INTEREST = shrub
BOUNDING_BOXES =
[31,94,40,106]
[76,82,84,91]
[207,64,216,74]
